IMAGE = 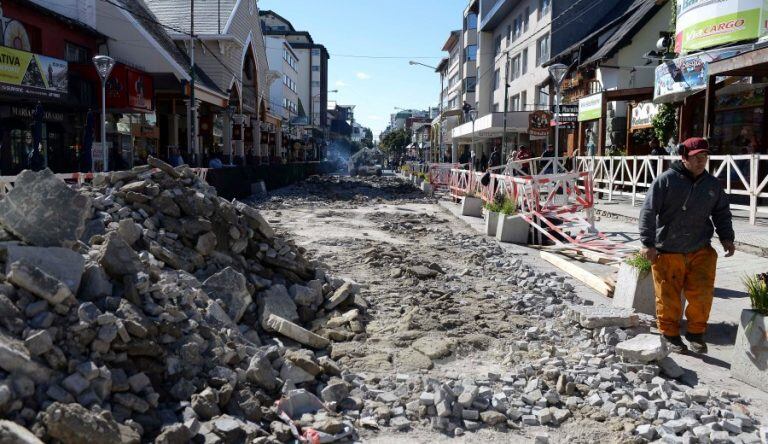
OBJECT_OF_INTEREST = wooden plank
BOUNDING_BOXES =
[540,251,615,297]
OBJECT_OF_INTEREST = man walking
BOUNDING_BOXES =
[489,146,501,169]
[639,138,735,353]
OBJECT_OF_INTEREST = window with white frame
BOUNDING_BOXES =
[510,54,521,81]
[539,0,551,19]
[511,94,520,111]
[536,34,550,65]
[522,48,528,74]
[520,91,527,111]
[493,68,500,90]
[524,7,530,31]
[506,24,512,44]
[514,15,522,39]
[536,85,549,108]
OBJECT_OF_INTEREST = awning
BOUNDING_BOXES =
[451,112,530,140]
[708,44,768,77]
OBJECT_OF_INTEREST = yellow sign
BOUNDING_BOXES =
[0,45,68,99]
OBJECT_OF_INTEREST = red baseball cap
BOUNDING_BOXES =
[682,138,710,156]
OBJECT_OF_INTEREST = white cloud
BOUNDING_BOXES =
[356,72,371,80]
[334,80,346,87]
[367,115,382,120]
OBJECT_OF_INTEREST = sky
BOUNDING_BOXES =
[259,0,468,140]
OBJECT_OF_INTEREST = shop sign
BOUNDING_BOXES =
[9,106,64,122]
[550,114,577,124]
[552,104,578,114]
[630,102,659,130]
[653,47,744,103]
[105,64,154,111]
[578,93,602,122]
[675,0,768,53]
[0,46,68,99]
[528,110,552,136]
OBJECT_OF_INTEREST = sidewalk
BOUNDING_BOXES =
[437,198,768,417]
[594,195,768,257]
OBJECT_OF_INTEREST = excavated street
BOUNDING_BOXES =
[254,174,768,444]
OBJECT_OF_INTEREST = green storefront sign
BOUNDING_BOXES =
[676,0,768,53]
[578,93,602,122]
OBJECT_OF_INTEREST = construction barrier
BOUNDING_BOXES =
[427,163,458,194]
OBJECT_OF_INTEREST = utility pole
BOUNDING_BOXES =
[438,71,444,164]
[502,51,510,164]
[188,0,197,166]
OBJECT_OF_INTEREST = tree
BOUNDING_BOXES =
[380,128,411,164]
[652,104,678,144]
[362,128,374,148]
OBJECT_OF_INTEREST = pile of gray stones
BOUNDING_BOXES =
[0,160,366,443]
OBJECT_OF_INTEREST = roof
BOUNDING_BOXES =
[259,10,296,32]
[144,0,237,35]
[22,0,106,38]
[114,0,223,95]
[436,58,449,73]
[442,30,461,52]
[580,0,664,67]
[546,0,664,68]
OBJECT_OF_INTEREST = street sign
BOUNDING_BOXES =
[553,114,577,123]
[552,104,578,114]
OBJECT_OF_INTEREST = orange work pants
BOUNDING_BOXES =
[651,245,717,336]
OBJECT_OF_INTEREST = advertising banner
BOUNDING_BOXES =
[0,45,68,99]
[676,0,768,53]
[578,93,602,122]
[653,46,745,103]
[528,110,552,136]
[630,102,660,130]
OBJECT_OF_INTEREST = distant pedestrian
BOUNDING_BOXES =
[541,144,555,174]
[639,137,735,354]
[650,139,666,156]
[586,129,597,157]
[489,146,501,169]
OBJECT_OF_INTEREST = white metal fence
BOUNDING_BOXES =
[574,155,768,225]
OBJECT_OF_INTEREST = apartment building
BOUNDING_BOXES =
[260,11,330,135]
[451,0,633,162]
[265,38,300,126]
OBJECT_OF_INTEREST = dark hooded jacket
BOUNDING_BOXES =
[638,160,734,253]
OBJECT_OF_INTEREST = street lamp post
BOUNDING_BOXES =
[548,63,569,176]
[93,55,115,172]
[409,60,443,163]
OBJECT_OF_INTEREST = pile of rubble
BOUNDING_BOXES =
[252,175,432,210]
[0,161,366,443]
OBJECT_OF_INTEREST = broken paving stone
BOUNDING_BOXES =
[325,282,353,310]
[321,380,349,403]
[568,305,639,329]
[615,334,669,363]
[266,314,329,349]
[3,245,84,294]
[0,420,44,444]
[660,356,685,378]
[7,260,72,305]
[202,267,252,323]
[408,265,438,279]
[412,336,453,360]
[24,329,53,356]
[43,402,121,444]
[259,285,299,331]
[0,169,92,248]
[0,330,54,383]
[96,233,144,278]
[395,348,433,371]
[480,410,506,426]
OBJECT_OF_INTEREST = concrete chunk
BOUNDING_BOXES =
[3,246,84,294]
[266,314,330,349]
[202,267,251,323]
[258,285,298,331]
[568,305,639,329]
[325,282,352,310]
[616,334,669,363]
[0,169,92,248]
[8,260,72,305]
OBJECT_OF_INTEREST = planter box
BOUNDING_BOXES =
[485,211,499,236]
[612,263,655,315]
[495,214,528,244]
[420,182,433,195]
[731,309,768,392]
[461,196,483,217]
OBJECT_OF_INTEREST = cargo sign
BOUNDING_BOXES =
[675,0,768,53]
[578,93,602,122]
[0,45,68,99]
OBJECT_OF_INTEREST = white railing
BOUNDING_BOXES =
[574,155,768,225]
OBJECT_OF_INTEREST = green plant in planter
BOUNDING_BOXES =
[625,252,652,275]
[499,196,517,215]
[484,194,505,213]
[743,273,768,315]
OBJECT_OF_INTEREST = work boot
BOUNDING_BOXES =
[685,333,708,354]
[663,335,688,354]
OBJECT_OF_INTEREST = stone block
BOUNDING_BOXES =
[3,246,84,294]
[325,282,352,310]
[0,169,92,248]
[97,233,143,278]
[7,260,72,305]
[461,196,483,217]
[0,420,45,444]
[612,262,655,316]
[485,211,499,236]
[616,334,669,363]
[496,215,529,244]
[259,285,299,331]
[731,309,768,392]
[203,267,251,323]
[568,305,639,329]
[266,314,330,349]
